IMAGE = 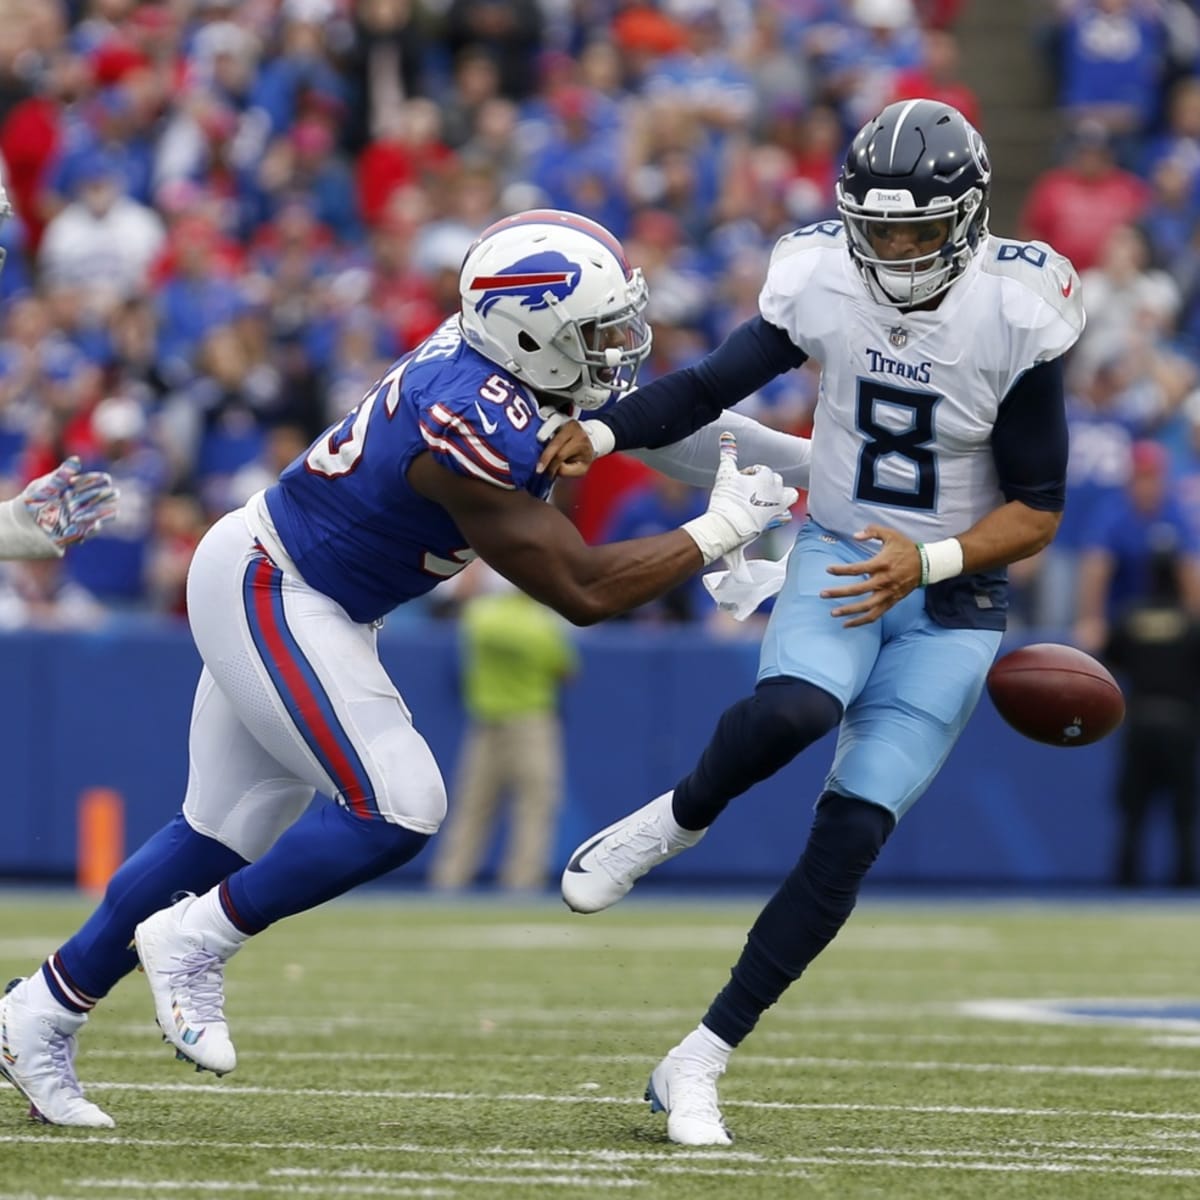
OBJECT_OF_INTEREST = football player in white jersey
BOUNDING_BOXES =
[544,99,1086,1146]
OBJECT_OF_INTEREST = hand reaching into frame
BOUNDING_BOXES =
[22,456,120,550]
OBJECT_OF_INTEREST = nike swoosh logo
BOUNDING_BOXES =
[473,402,499,435]
[565,833,607,873]
[749,494,780,507]
[1061,278,1074,298]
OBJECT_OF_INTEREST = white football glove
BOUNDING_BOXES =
[22,456,119,550]
[682,432,798,565]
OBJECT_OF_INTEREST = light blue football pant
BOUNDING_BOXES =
[758,522,1003,821]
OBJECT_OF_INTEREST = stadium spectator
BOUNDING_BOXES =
[1020,359,1136,630]
[62,391,166,608]
[1054,0,1167,147]
[1076,223,1181,375]
[1018,121,1150,272]
[822,0,925,131]
[1074,439,1200,653]
[891,26,981,128]
[342,0,429,154]
[429,563,578,891]
[37,152,165,314]
[443,0,545,102]
[1104,544,1200,888]
[0,556,106,629]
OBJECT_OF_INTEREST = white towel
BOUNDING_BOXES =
[701,547,791,621]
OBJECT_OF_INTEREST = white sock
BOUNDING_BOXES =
[675,1023,733,1068]
[21,967,82,1027]
[183,888,250,960]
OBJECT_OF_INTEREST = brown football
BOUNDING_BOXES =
[985,643,1125,747]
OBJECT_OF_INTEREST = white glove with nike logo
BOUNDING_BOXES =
[682,433,798,566]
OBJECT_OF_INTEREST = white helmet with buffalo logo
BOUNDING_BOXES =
[458,209,652,410]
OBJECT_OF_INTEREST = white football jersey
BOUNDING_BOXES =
[759,223,1085,542]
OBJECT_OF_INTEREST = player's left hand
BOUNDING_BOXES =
[22,456,120,550]
[820,524,921,627]
[536,417,593,478]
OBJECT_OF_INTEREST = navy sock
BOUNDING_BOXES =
[222,801,431,933]
[672,677,842,830]
[52,813,247,1007]
[703,793,895,1047]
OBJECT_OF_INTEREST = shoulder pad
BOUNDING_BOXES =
[760,224,845,343]
[416,363,544,493]
[768,220,845,272]
[982,238,1085,329]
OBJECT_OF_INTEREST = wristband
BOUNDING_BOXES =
[915,537,963,587]
[582,420,616,458]
[681,512,736,567]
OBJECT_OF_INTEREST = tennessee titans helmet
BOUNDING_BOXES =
[836,99,991,308]
[458,209,652,411]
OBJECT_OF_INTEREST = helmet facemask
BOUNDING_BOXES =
[838,184,988,308]
[537,268,652,410]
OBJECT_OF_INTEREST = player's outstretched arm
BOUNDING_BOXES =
[0,457,120,560]
[408,436,797,626]
[535,316,808,478]
[537,408,813,490]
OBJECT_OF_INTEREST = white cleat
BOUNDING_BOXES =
[134,897,237,1076]
[646,1049,732,1146]
[561,792,706,913]
[0,979,114,1128]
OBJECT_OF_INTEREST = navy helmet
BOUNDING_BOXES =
[836,98,991,308]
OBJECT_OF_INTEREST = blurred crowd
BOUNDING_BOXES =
[0,0,1195,642]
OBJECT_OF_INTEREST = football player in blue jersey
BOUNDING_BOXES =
[543,101,1086,1146]
[0,209,800,1128]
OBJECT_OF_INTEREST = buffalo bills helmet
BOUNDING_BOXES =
[836,99,990,308]
[458,210,652,411]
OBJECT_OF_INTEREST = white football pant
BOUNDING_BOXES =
[182,508,447,861]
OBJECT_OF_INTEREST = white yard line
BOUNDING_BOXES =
[35,1050,1200,1081]
[7,1088,1200,1122]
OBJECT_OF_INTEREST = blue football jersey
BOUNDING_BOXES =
[264,318,557,623]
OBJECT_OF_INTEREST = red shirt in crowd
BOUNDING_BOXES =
[1018,165,1150,273]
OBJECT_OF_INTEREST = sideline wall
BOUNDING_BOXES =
[0,624,1140,887]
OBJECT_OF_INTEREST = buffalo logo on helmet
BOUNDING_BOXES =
[468,251,582,317]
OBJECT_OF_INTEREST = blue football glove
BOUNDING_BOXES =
[21,456,120,549]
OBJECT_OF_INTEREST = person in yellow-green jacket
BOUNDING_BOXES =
[430,565,579,891]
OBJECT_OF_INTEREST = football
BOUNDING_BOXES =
[985,642,1125,747]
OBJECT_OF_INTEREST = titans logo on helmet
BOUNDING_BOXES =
[469,251,582,316]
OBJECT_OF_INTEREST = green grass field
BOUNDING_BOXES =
[3,891,1200,1199]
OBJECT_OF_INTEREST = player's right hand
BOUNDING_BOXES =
[683,433,798,565]
[536,417,591,478]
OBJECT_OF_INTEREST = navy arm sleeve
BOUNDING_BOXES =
[597,316,809,451]
[991,357,1068,511]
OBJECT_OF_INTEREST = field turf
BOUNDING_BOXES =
[3,891,1200,1199]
